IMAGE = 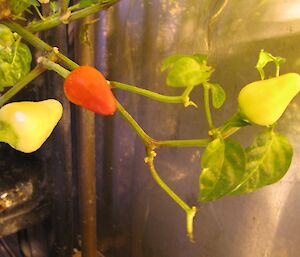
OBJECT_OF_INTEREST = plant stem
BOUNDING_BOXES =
[61,0,71,14]
[68,3,80,12]
[2,20,79,70]
[156,139,210,148]
[111,81,183,104]
[33,5,45,20]
[275,63,280,77]
[0,65,46,106]
[116,100,154,147]
[26,0,120,33]
[203,83,214,129]
[38,57,71,78]
[145,149,196,241]
[182,85,194,98]
[2,20,51,50]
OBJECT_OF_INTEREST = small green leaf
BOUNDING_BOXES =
[0,40,32,90]
[165,57,213,87]
[199,138,246,202]
[209,82,226,109]
[230,129,293,195]
[256,49,285,80]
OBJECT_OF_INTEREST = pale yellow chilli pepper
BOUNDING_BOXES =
[0,99,63,153]
[238,73,300,126]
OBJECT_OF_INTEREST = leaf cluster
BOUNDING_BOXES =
[161,51,294,203]
[0,24,32,91]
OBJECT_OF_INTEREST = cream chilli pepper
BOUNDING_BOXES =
[0,99,63,153]
[238,73,300,126]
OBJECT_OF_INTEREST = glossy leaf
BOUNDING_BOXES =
[209,82,226,109]
[0,40,32,90]
[165,57,213,87]
[199,138,246,202]
[230,129,293,195]
[160,54,189,72]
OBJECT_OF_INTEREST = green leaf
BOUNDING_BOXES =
[209,82,226,109]
[160,54,189,72]
[0,25,14,48]
[199,138,246,202]
[160,53,213,87]
[9,0,33,15]
[166,57,213,87]
[160,54,207,72]
[0,40,32,91]
[256,49,285,80]
[230,129,293,195]
[191,54,207,64]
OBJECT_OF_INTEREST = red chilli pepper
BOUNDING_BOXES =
[64,66,117,115]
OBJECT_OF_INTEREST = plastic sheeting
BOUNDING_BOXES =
[95,1,300,257]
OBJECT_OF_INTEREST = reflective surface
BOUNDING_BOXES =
[95,1,300,256]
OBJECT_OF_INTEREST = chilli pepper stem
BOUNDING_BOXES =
[145,149,196,241]
[38,57,71,78]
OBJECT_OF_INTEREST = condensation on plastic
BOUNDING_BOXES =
[94,1,300,257]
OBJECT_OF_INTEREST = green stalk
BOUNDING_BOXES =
[38,57,71,78]
[203,83,214,130]
[145,149,196,241]
[2,20,51,51]
[111,81,183,104]
[156,138,210,148]
[61,0,71,14]
[26,0,120,32]
[116,100,154,146]
[2,20,79,70]
[0,65,46,106]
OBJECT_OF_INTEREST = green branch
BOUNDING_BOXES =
[111,81,197,106]
[116,100,154,147]
[26,0,120,32]
[61,0,71,14]
[111,81,183,104]
[145,149,197,241]
[38,57,71,78]
[2,20,79,70]
[156,139,210,147]
[0,65,46,106]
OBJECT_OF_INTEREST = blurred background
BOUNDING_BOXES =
[1,0,300,256]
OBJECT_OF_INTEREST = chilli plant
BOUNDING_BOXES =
[0,0,299,245]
